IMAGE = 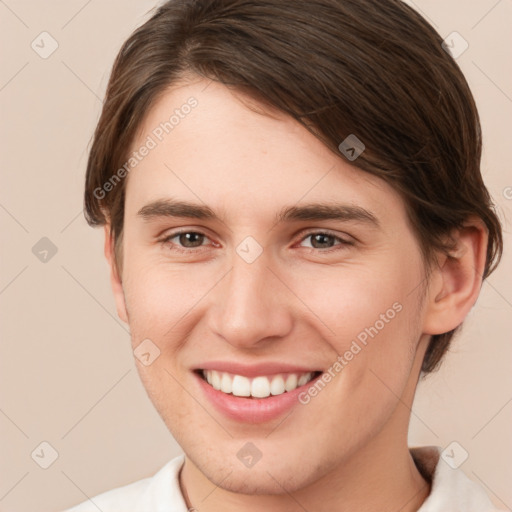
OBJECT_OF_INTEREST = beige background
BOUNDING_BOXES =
[0,1,511,510]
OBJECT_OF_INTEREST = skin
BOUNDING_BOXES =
[104,76,488,511]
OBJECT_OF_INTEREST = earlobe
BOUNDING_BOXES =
[103,225,129,324]
[422,218,488,335]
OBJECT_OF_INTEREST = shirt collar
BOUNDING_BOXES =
[411,445,497,511]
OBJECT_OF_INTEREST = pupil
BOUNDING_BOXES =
[312,234,333,248]
[181,232,203,247]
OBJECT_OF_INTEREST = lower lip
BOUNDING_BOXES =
[193,371,322,423]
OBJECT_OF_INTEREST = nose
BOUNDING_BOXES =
[207,249,293,350]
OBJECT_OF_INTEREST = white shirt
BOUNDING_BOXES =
[63,446,501,512]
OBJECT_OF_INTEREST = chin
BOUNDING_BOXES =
[195,453,323,496]
[211,468,305,495]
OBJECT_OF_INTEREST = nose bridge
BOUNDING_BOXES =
[208,247,292,347]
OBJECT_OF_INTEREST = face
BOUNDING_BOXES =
[110,76,433,494]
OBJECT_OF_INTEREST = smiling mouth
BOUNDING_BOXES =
[195,369,322,399]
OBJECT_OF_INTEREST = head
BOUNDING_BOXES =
[84,0,502,495]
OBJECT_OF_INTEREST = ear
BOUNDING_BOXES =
[103,224,128,324]
[422,217,488,335]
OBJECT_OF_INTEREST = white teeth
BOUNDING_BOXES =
[251,376,271,398]
[232,375,251,397]
[269,375,285,395]
[211,371,221,390]
[297,372,312,387]
[220,373,232,393]
[201,370,318,398]
[285,373,298,391]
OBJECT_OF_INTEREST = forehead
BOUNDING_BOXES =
[124,77,407,227]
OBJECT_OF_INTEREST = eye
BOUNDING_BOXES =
[298,231,353,250]
[160,230,212,251]
[158,229,353,254]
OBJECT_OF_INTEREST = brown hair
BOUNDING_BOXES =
[84,0,503,374]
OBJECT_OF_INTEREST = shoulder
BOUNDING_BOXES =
[61,454,186,512]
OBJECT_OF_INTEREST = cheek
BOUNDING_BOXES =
[292,267,422,430]
[285,253,424,397]
[122,258,214,338]
[289,261,419,345]
[121,259,202,423]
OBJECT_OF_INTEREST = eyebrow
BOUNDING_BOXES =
[137,198,380,228]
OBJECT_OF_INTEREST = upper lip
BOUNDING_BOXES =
[195,361,323,378]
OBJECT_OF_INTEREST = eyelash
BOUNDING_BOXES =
[159,229,354,254]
